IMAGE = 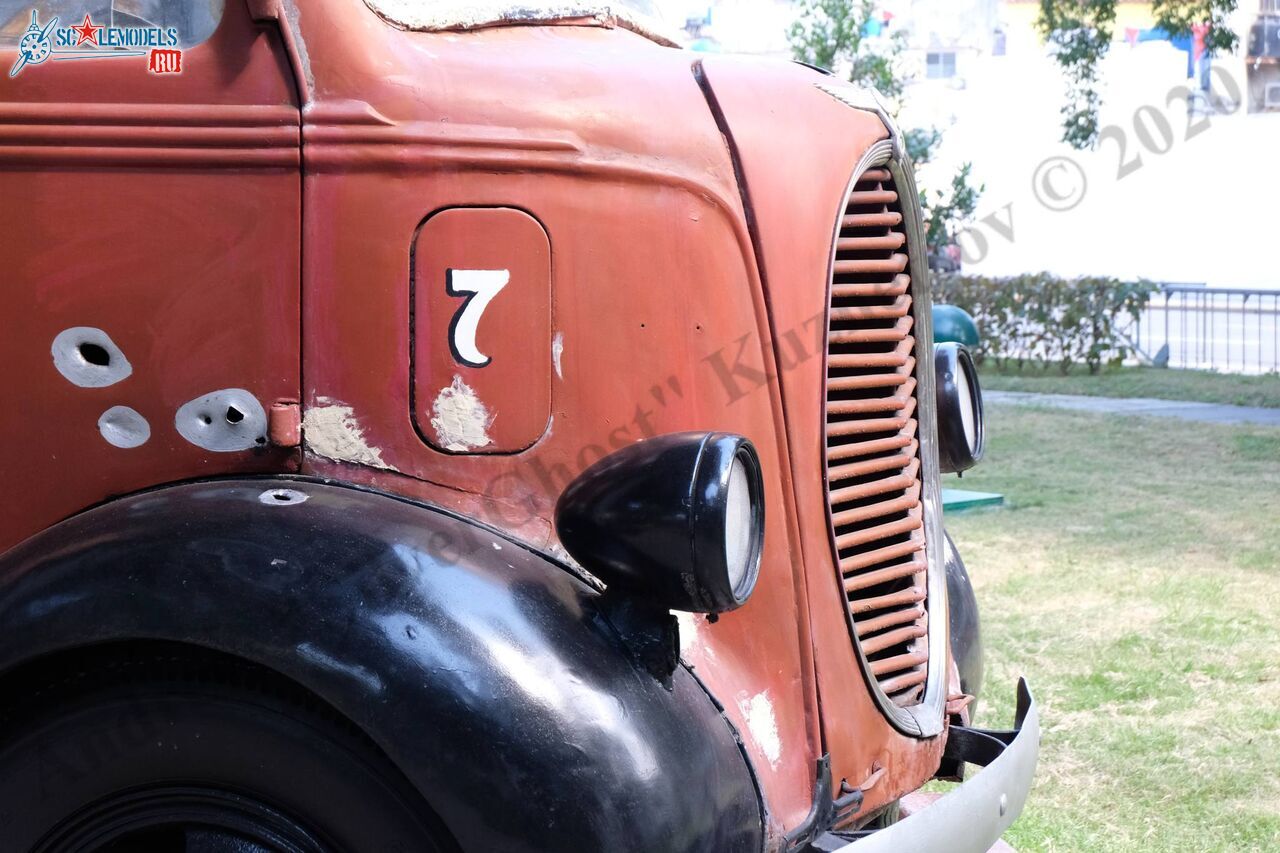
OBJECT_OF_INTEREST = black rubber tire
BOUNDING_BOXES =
[0,646,454,853]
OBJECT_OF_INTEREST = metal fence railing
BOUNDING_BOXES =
[1128,284,1280,374]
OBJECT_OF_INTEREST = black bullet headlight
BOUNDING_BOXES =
[555,432,765,613]
[934,343,985,474]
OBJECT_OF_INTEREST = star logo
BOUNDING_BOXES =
[70,14,102,47]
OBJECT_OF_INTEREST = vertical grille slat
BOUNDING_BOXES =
[855,604,926,638]
[842,556,927,594]
[842,211,904,229]
[828,314,914,344]
[826,407,916,438]
[829,482,920,528]
[827,365,916,393]
[833,254,910,275]
[823,164,931,708]
[832,273,912,299]
[836,232,907,252]
[858,623,928,656]
[828,442,918,481]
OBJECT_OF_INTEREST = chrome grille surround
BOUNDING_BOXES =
[821,140,947,737]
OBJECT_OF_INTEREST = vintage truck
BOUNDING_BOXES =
[0,2,1037,851]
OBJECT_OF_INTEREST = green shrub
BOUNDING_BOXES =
[934,273,1151,374]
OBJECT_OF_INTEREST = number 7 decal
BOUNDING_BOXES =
[446,269,509,368]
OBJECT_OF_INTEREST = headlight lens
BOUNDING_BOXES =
[934,343,985,474]
[724,455,754,595]
[955,361,977,452]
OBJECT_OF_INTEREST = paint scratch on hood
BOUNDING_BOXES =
[303,398,395,470]
[364,0,681,47]
[737,691,782,769]
[551,331,565,380]
[431,375,494,452]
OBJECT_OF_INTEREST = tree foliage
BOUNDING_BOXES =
[1036,0,1116,149]
[922,163,981,266]
[1038,0,1240,149]
[1152,0,1239,53]
[788,0,981,262]
[788,0,907,103]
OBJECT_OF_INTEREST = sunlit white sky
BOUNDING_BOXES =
[650,1,1279,290]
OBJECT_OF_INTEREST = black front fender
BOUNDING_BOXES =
[944,529,984,706]
[0,479,763,853]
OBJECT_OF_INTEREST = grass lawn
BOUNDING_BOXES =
[979,366,1280,409]
[945,404,1280,851]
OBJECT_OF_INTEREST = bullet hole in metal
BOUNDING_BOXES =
[78,342,110,366]
[52,327,133,388]
[258,488,309,506]
[97,405,150,449]
[175,389,268,452]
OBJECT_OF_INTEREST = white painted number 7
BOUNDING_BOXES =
[446,269,509,368]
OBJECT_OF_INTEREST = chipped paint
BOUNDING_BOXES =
[282,1,314,97]
[551,331,565,379]
[364,0,681,46]
[296,642,385,694]
[303,397,395,470]
[674,612,718,662]
[97,405,149,448]
[737,691,782,769]
[675,611,699,659]
[545,540,604,590]
[430,375,494,452]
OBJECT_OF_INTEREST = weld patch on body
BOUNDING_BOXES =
[175,389,267,452]
[551,331,565,379]
[364,0,681,46]
[97,405,149,448]
[303,399,394,470]
[430,375,494,452]
[51,327,132,388]
[283,1,315,97]
[737,691,782,769]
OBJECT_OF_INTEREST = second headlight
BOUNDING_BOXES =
[934,342,985,474]
[555,431,765,613]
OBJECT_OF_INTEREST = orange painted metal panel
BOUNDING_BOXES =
[698,56,948,816]
[412,207,552,454]
[0,6,300,552]
[293,3,823,836]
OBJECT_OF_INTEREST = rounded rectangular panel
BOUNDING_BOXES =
[412,207,552,454]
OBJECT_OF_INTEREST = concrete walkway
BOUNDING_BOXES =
[986,391,1280,427]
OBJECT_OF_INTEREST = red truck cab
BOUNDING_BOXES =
[0,2,1036,850]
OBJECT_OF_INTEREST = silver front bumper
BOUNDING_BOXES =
[839,678,1039,853]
